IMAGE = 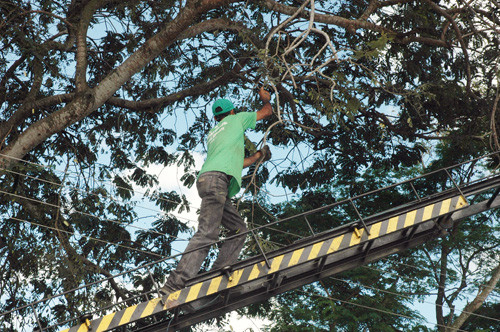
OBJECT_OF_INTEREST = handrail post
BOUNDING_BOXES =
[409,181,421,202]
[250,229,271,268]
[147,267,161,299]
[32,304,44,331]
[304,216,315,236]
[444,168,469,204]
[349,198,370,235]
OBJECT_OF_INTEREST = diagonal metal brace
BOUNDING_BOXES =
[487,187,500,208]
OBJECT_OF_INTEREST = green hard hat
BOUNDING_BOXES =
[212,98,234,116]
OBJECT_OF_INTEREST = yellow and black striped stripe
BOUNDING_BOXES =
[62,195,467,332]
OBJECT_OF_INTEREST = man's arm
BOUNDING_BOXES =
[246,88,272,168]
[243,146,271,168]
[243,151,264,168]
[256,87,272,121]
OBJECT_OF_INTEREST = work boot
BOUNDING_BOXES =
[159,284,174,296]
[159,284,180,309]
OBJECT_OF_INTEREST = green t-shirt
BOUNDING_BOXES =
[199,112,257,197]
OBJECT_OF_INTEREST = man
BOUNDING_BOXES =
[160,87,273,302]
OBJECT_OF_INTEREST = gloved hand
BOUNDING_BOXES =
[259,145,272,162]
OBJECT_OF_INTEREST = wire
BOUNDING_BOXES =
[380,256,500,293]
[0,188,191,242]
[165,315,173,332]
[324,275,500,324]
[0,254,174,321]
[0,152,203,210]
[0,152,76,174]
[362,261,500,297]
[0,163,201,231]
[9,216,172,259]
[3,202,496,331]
[1,151,499,330]
[0,216,290,321]
[0,175,326,277]
[0,165,201,222]
[3,144,494,256]
[1,213,295,327]
[297,290,471,332]
[0,158,197,236]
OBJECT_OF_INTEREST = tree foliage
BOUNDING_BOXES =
[0,0,499,331]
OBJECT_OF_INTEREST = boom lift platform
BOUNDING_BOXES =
[2,155,498,332]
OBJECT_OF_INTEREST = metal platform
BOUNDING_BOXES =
[60,167,500,331]
[2,154,496,332]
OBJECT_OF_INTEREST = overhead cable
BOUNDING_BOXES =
[299,290,471,332]
[0,188,191,242]
[9,216,172,259]
[325,275,500,324]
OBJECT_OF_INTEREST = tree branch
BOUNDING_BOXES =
[17,183,134,302]
[261,0,390,33]
[421,0,472,93]
[449,262,500,331]
[378,0,413,5]
[0,58,44,149]
[0,0,244,169]
[6,19,251,114]
[177,18,251,40]
[435,243,450,331]
[357,108,448,141]
[106,68,240,111]
[359,0,379,21]
[22,10,74,28]
[260,0,448,46]
[490,81,500,151]
[0,55,26,105]
[75,0,107,91]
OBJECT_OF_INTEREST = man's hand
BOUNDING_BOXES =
[243,145,272,168]
[256,87,272,121]
[259,145,272,162]
[258,87,271,103]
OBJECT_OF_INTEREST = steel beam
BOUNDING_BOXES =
[58,175,500,332]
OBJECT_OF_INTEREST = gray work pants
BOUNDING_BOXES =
[164,171,247,291]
